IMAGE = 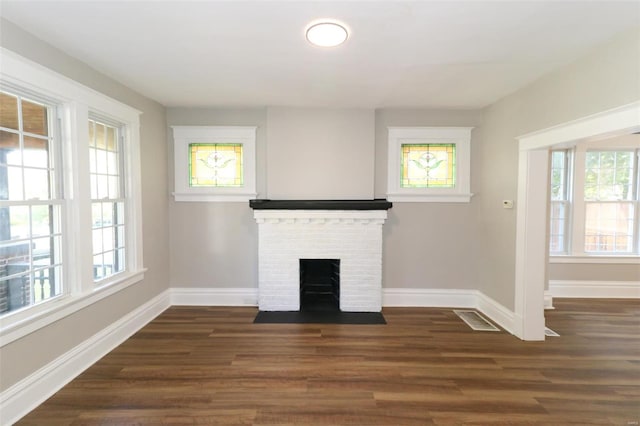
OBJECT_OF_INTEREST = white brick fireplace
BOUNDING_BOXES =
[252,202,390,312]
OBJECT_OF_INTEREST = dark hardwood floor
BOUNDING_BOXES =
[18,299,640,425]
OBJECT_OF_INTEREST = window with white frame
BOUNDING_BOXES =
[89,118,126,282]
[172,126,257,202]
[584,150,637,253]
[549,139,640,257]
[0,48,144,344]
[387,127,473,202]
[549,149,572,254]
[0,89,63,314]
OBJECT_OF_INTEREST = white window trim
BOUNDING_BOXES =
[549,138,640,259]
[172,126,257,202]
[550,255,640,264]
[387,127,473,202]
[0,48,145,346]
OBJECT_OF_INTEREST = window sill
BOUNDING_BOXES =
[387,193,474,203]
[550,255,639,264]
[0,268,146,347]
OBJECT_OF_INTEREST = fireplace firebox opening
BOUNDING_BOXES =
[300,259,340,312]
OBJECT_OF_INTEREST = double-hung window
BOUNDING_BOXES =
[549,150,572,254]
[549,140,640,257]
[0,49,144,345]
[583,150,637,253]
[89,118,126,282]
[0,90,63,313]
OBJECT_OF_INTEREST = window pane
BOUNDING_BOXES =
[0,92,19,130]
[24,168,50,200]
[32,265,62,303]
[96,148,107,174]
[0,130,21,166]
[92,202,102,228]
[0,130,20,156]
[401,144,456,188]
[108,176,120,199]
[103,251,113,273]
[106,151,118,175]
[93,254,104,280]
[33,236,53,265]
[7,205,29,242]
[92,228,103,255]
[549,201,566,253]
[102,227,114,251]
[31,205,51,238]
[22,99,48,136]
[89,147,97,174]
[102,202,114,226]
[115,202,125,225]
[116,225,125,248]
[189,143,243,187]
[116,248,125,272]
[585,151,634,201]
[96,175,108,199]
[106,126,117,151]
[550,151,567,201]
[5,166,24,201]
[23,136,49,168]
[585,202,634,253]
[94,122,106,150]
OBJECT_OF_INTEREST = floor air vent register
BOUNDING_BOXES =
[453,310,500,331]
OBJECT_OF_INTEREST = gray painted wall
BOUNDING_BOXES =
[0,19,170,391]
[267,107,375,199]
[476,27,640,309]
[549,263,639,282]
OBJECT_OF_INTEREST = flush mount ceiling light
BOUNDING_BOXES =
[306,21,349,47]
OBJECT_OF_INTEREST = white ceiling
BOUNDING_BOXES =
[2,1,639,109]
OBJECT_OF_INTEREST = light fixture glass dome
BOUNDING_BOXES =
[306,21,348,47]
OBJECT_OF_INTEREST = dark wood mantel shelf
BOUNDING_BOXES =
[249,199,392,210]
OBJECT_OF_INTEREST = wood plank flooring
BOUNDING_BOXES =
[18,299,640,425]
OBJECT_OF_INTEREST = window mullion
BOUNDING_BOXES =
[634,150,640,254]
[569,147,586,255]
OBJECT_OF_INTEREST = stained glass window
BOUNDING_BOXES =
[401,144,456,188]
[189,143,243,187]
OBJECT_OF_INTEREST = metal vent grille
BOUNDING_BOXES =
[454,310,500,331]
[545,327,560,337]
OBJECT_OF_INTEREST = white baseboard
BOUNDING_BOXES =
[382,288,516,335]
[169,287,516,334]
[549,280,640,298]
[170,287,258,306]
[544,291,554,309]
[382,288,477,308]
[0,290,171,426]
[475,291,516,335]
